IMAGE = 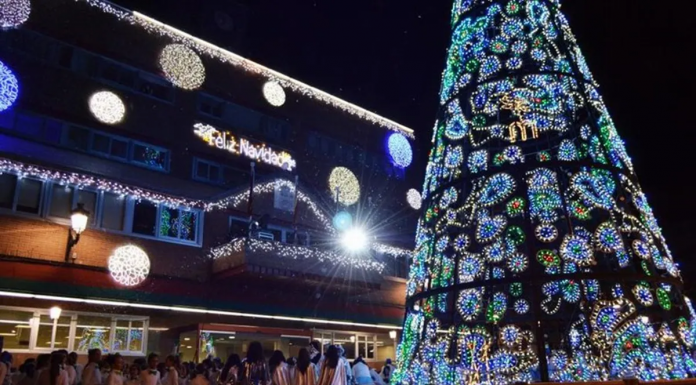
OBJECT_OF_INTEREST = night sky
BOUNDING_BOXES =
[117,0,696,290]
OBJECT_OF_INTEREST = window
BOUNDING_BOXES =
[358,335,375,359]
[114,319,145,352]
[0,175,44,215]
[132,143,169,171]
[101,193,126,231]
[74,315,112,352]
[193,158,224,184]
[92,133,128,160]
[198,93,225,118]
[132,201,157,236]
[160,208,198,242]
[37,314,71,350]
[63,125,91,151]
[48,185,97,222]
[0,309,33,350]
[229,217,248,238]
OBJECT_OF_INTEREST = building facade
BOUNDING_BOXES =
[0,0,419,363]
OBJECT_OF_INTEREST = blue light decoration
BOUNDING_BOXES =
[0,60,19,112]
[332,210,352,231]
[387,132,413,168]
[395,0,696,382]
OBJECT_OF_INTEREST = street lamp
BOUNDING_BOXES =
[65,203,89,262]
[49,306,62,349]
[389,330,397,340]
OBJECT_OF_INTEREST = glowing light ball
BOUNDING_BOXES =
[263,81,286,107]
[387,132,413,168]
[340,227,369,253]
[108,245,150,287]
[332,211,353,231]
[159,44,206,90]
[0,60,19,112]
[328,167,360,206]
[0,0,30,28]
[406,189,422,210]
[89,91,125,124]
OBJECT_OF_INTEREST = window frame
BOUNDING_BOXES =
[0,174,46,217]
[192,157,225,185]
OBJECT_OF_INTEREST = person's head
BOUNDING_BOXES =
[129,364,140,379]
[147,353,159,369]
[36,354,51,370]
[1,351,12,364]
[297,348,311,374]
[24,363,36,379]
[50,352,66,385]
[112,354,123,371]
[324,346,339,369]
[219,354,241,383]
[165,355,177,368]
[67,352,77,366]
[286,357,296,367]
[177,363,187,378]
[309,341,321,354]
[194,364,206,378]
[201,359,211,370]
[385,358,392,365]
[268,351,285,372]
[354,357,365,366]
[88,349,102,364]
[246,342,264,364]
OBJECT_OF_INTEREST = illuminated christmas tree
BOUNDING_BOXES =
[394,0,696,383]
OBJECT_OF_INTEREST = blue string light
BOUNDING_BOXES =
[0,60,19,112]
[387,132,413,168]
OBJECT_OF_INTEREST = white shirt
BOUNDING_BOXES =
[38,369,69,385]
[188,375,207,385]
[65,366,77,385]
[161,369,177,385]
[351,363,370,380]
[369,370,384,385]
[139,370,160,385]
[105,372,123,385]
[82,363,102,385]
[0,362,8,385]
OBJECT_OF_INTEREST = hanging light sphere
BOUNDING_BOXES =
[159,44,206,90]
[263,81,286,107]
[332,211,353,231]
[406,189,422,210]
[328,167,360,206]
[89,91,126,124]
[387,132,413,168]
[0,0,30,28]
[0,60,19,113]
[108,245,150,287]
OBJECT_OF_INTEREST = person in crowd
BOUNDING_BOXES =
[378,360,394,385]
[139,354,160,385]
[176,363,187,385]
[333,347,350,385]
[17,364,36,385]
[68,353,82,385]
[81,350,101,385]
[218,355,241,385]
[239,341,270,385]
[100,355,113,385]
[293,348,315,385]
[350,358,370,385]
[105,355,124,385]
[285,358,295,384]
[268,351,289,385]
[161,356,178,385]
[38,352,69,385]
[125,364,139,385]
[308,342,321,381]
[316,346,346,385]
[187,366,206,385]
[367,368,383,385]
[34,355,51,385]
[64,353,77,385]
[0,352,12,385]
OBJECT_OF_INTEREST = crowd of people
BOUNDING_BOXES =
[0,341,396,385]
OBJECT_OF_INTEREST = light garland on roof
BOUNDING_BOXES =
[159,44,206,90]
[89,90,126,124]
[75,0,414,137]
[0,0,30,28]
[209,238,386,272]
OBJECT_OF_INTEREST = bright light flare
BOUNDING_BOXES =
[341,227,369,253]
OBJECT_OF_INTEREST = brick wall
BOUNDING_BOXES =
[0,214,209,280]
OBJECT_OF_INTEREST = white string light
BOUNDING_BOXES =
[328,167,360,206]
[159,44,206,90]
[406,189,422,210]
[0,60,19,113]
[262,81,286,107]
[108,245,150,286]
[0,0,30,28]
[89,90,126,124]
[75,0,415,138]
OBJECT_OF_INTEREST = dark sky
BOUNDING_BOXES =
[118,0,696,288]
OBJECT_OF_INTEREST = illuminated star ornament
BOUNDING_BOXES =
[159,44,206,90]
[263,81,286,107]
[89,90,126,124]
[108,245,150,287]
[0,0,31,28]
[387,132,413,168]
[328,167,360,206]
[0,60,19,112]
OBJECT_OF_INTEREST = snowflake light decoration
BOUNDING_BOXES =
[108,245,150,286]
[535,224,558,243]
[328,167,360,206]
[159,44,206,90]
[89,91,126,124]
[387,132,413,168]
[0,60,19,112]
[406,189,422,210]
[560,234,595,266]
[514,299,530,314]
[262,81,286,107]
[0,0,30,28]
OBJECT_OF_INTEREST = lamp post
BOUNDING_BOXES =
[65,203,90,263]
[49,306,61,349]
